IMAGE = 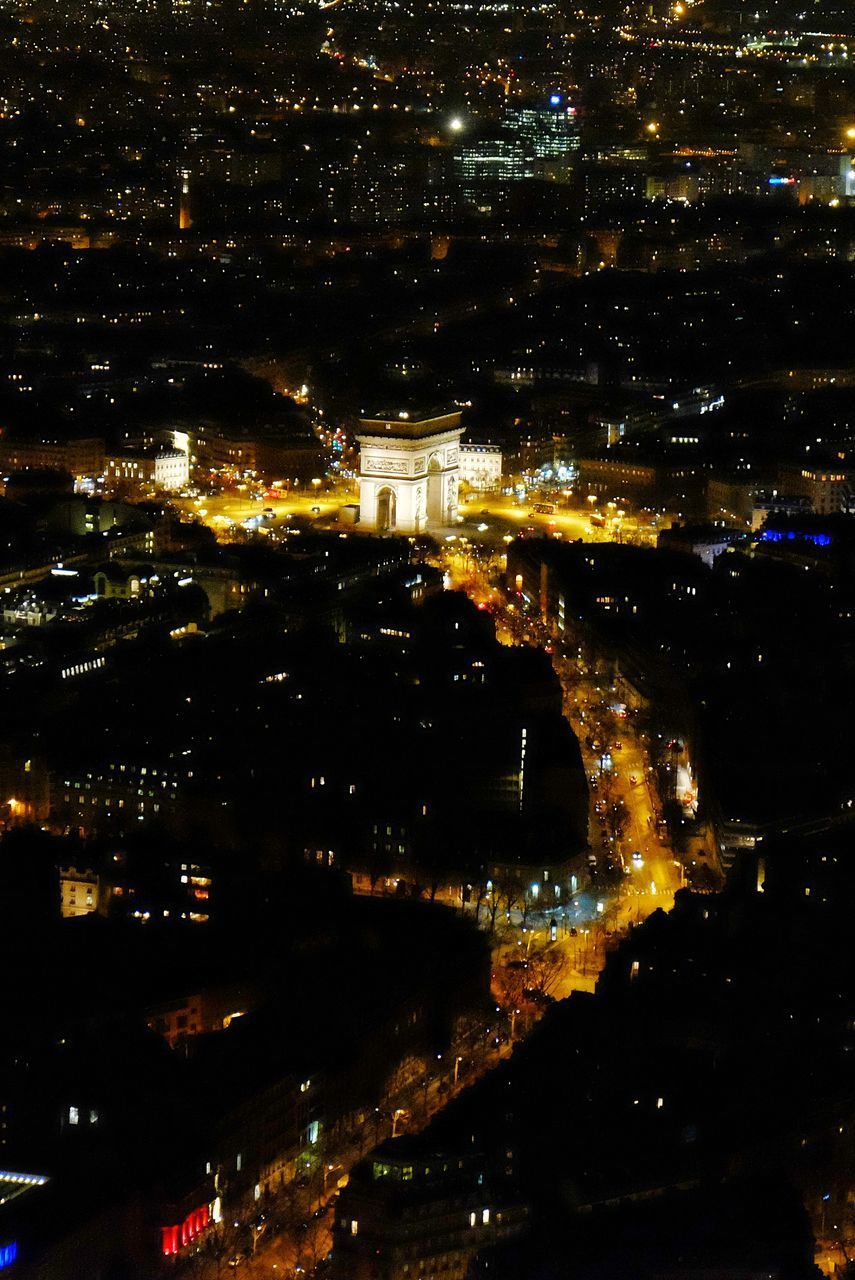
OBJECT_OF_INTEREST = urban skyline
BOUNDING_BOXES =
[1,0,855,1275]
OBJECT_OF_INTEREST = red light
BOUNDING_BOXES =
[162,1204,209,1256]
[162,1225,180,1256]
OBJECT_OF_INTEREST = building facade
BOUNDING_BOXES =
[506,96,580,183]
[332,1144,527,1280]
[789,465,855,515]
[104,447,189,491]
[0,436,104,480]
[59,866,101,918]
[459,444,502,492]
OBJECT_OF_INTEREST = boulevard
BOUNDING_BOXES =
[169,475,716,1279]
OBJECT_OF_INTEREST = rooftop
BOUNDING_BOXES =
[357,407,463,440]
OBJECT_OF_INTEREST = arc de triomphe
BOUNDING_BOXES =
[356,408,463,535]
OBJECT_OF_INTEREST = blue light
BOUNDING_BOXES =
[549,94,561,105]
[768,175,795,186]
[0,1243,17,1270]
[761,529,832,548]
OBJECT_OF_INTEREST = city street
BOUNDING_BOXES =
[179,482,689,1012]
[457,496,658,549]
[173,480,689,1280]
[562,671,682,918]
[174,488,342,531]
[193,1018,512,1280]
[436,545,685,1001]
[173,483,660,551]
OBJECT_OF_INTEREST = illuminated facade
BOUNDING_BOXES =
[792,465,855,515]
[506,97,580,183]
[459,444,502,492]
[357,409,463,535]
[104,446,189,491]
[162,1203,210,1256]
[455,137,526,210]
[59,866,101,918]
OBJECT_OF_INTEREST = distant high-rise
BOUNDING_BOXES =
[454,100,580,212]
[178,168,192,231]
[455,135,526,211]
[506,96,581,183]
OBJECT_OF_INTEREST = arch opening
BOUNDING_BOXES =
[376,486,397,532]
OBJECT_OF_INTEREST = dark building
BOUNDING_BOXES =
[332,1140,527,1280]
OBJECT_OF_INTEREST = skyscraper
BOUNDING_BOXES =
[506,95,581,183]
[455,134,527,211]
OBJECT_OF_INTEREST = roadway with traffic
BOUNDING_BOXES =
[168,477,695,1278]
[177,480,687,962]
[173,483,659,550]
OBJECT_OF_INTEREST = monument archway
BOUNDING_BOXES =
[356,408,463,535]
[376,486,397,532]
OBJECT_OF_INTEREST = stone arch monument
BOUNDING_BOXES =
[356,407,463,535]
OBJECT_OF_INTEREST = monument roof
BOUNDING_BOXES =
[357,407,463,441]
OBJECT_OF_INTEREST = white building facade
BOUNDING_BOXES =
[357,409,464,534]
[460,443,502,492]
[105,447,189,492]
[154,448,190,490]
